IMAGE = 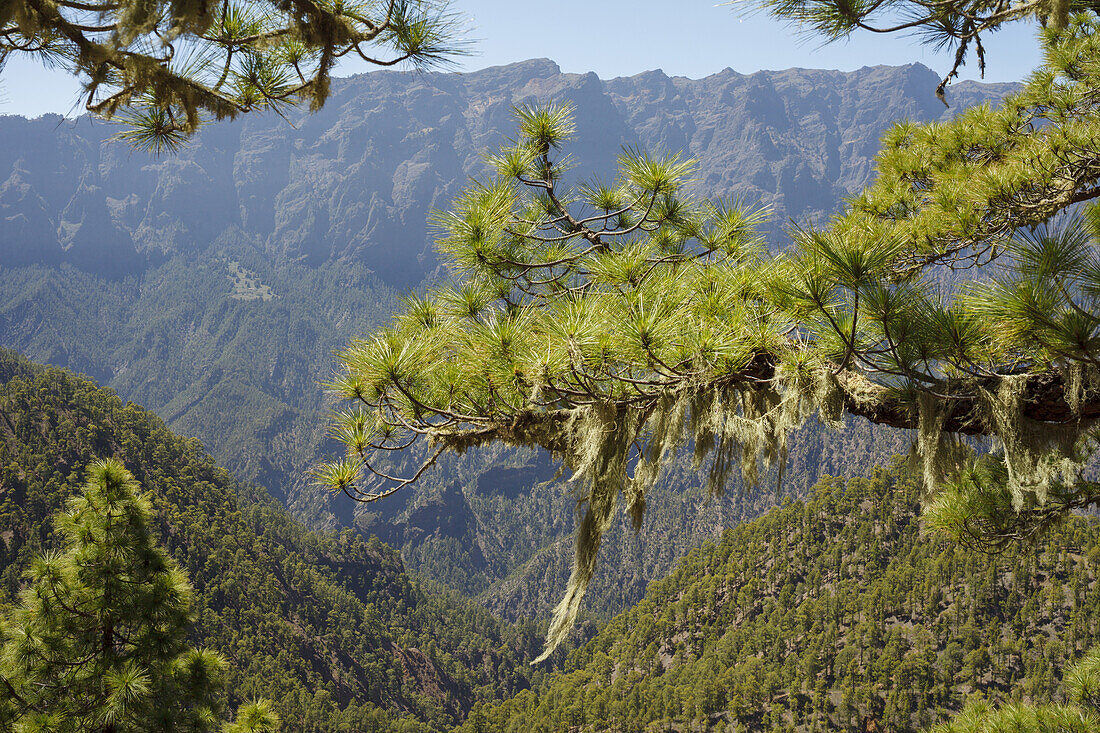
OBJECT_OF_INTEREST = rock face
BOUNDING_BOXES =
[0,60,1014,287]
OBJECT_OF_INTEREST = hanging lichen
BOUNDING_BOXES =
[979,375,1086,509]
[532,365,841,660]
[913,390,966,495]
[533,403,638,663]
[814,370,847,427]
[1062,362,1100,417]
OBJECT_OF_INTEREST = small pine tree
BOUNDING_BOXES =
[0,458,279,732]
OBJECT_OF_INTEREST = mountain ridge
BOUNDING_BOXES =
[0,59,1016,286]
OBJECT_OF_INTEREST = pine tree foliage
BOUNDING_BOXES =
[731,0,1095,100]
[0,0,467,152]
[932,647,1100,732]
[0,458,278,732]
[320,18,1100,658]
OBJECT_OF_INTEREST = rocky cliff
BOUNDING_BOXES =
[0,60,1013,286]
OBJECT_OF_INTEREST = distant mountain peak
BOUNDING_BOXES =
[0,59,1015,288]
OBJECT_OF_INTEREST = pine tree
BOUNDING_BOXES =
[315,10,1100,658]
[0,458,279,732]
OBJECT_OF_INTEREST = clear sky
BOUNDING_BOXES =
[0,0,1045,118]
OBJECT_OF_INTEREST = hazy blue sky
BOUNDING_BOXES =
[1,0,1044,118]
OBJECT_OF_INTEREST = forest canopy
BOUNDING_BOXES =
[319,11,1100,659]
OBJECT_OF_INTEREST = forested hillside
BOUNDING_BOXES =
[461,463,1100,732]
[0,350,542,731]
[0,61,1006,623]
[0,253,395,524]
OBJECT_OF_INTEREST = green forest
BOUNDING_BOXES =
[460,464,1100,731]
[10,353,1100,731]
[0,351,545,730]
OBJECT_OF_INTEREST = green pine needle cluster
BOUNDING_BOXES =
[0,0,469,152]
[318,13,1100,660]
[0,458,278,732]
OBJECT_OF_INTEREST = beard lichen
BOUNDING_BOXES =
[449,359,1100,661]
[532,364,835,661]
[533,402,638,663]
[978,375,1086,509]
[913,389,969,496]
[1062,362,1100,417]
[520,362,1100,661]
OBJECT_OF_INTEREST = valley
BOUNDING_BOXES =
[0,60,1008,625]
[3,27,1095,730]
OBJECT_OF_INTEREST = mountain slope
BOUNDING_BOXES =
[0,61,1013,624]
[0,243,397,525]
[0,61,1013,288]
[459,461,1100,732]
[0,350,542,731]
